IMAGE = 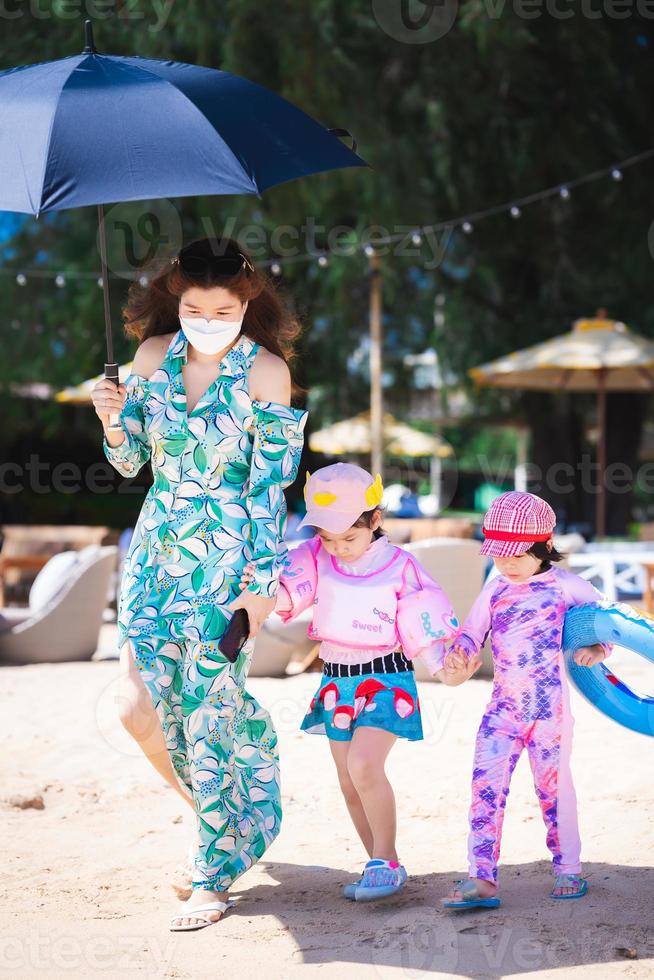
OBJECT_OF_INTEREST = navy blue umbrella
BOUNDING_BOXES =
[0,20,367,402]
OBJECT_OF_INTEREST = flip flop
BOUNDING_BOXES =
[169,898,234,932]
[551,874,588,900]
[442,878,501,910]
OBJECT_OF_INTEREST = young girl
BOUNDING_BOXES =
[442,491,609,911]
[242,463,480,901]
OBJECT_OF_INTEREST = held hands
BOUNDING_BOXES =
[229,563,275,637]
[440,644,483,686]
[91,378,126,430]
[573,643,607,668]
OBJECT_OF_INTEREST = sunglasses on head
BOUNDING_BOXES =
[172,248,255,278]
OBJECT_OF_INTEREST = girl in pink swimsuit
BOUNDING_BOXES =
[442,491,609,911]
[242,463,480,901]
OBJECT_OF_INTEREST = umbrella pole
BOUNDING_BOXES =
[596,369,607,539]
[369,249,383,480]
[370,252,384,480]
[98,203,121,431]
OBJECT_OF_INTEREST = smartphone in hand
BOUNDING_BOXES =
[218,608,250,663]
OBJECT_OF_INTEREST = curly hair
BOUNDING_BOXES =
[121,237,301,369]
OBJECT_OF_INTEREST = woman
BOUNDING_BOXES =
[92,237,307,931]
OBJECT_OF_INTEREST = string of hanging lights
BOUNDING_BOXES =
[1,146,652,285]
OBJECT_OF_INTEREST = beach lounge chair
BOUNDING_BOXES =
[0,545,118,665]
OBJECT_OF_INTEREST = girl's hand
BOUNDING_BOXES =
[91,378,126,429]
[443,644,469,672]
[574,643,607,667]
[239,562,256,591]
[440,653,483,686]
[228,589,276,637]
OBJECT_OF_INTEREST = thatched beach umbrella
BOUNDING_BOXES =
[470,314,654,537]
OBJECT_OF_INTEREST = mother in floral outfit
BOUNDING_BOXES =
[92,237,307,931]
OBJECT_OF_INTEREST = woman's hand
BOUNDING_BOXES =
[91,378,126,430]
[574,643,607,667]
[228,588,276,637]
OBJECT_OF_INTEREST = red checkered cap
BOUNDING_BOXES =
[480,491,556,558]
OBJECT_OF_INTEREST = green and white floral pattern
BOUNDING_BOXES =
[103,329,307,889]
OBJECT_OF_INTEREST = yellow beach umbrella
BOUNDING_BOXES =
[470,314,654,537]
[55,363,133,404]
[310,412,452,508]
[309,411,453,459]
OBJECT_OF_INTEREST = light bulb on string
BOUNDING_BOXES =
[510,205,521,219]
[317,255,329,268]
[559,186,570,200]
[363,244,375,258]
[16,273,27,286]
[411,232,422,246]
[611,168,623,181]
[55,274,66,287]
[139,275,149,287]
[270,262,282,277]
[97,277,103,288]
[462,221,473,234]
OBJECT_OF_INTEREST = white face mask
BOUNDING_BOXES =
[179,305,246,355]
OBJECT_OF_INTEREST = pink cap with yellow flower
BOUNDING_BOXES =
[297,463,384,533]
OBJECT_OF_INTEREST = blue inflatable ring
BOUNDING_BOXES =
[563,603,654,737]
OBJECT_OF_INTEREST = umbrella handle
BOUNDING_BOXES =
[104,362,122,431]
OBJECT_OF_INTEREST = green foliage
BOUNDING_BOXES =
[1,8,653,529]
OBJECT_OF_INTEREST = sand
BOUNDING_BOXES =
[1,629,653,979]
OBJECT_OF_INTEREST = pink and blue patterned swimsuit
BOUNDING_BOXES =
[456,565,607,884]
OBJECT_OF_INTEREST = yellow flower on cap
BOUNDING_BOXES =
[365,473,384,508]
[313,491,338,506]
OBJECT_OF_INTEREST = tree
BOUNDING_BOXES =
[1,7,653,529]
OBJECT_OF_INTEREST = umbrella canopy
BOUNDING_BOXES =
[470,316,654,391]
[55,363,133,404]
[0,25,366,216]
[309,412,453,459]
[470,315,654,538]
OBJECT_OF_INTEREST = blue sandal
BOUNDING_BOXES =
[343,874,363,900]
[551,874,588,900]
[353,859,407,901]
[443,879,501,910]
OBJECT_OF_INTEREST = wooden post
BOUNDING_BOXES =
[430,455,442,513]
[514,426,529,492]
[596,369,607,539]
[369,249,383,480]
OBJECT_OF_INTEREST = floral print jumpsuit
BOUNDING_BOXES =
[103,329,307,890]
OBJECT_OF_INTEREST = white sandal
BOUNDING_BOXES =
[169,898,234,932]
